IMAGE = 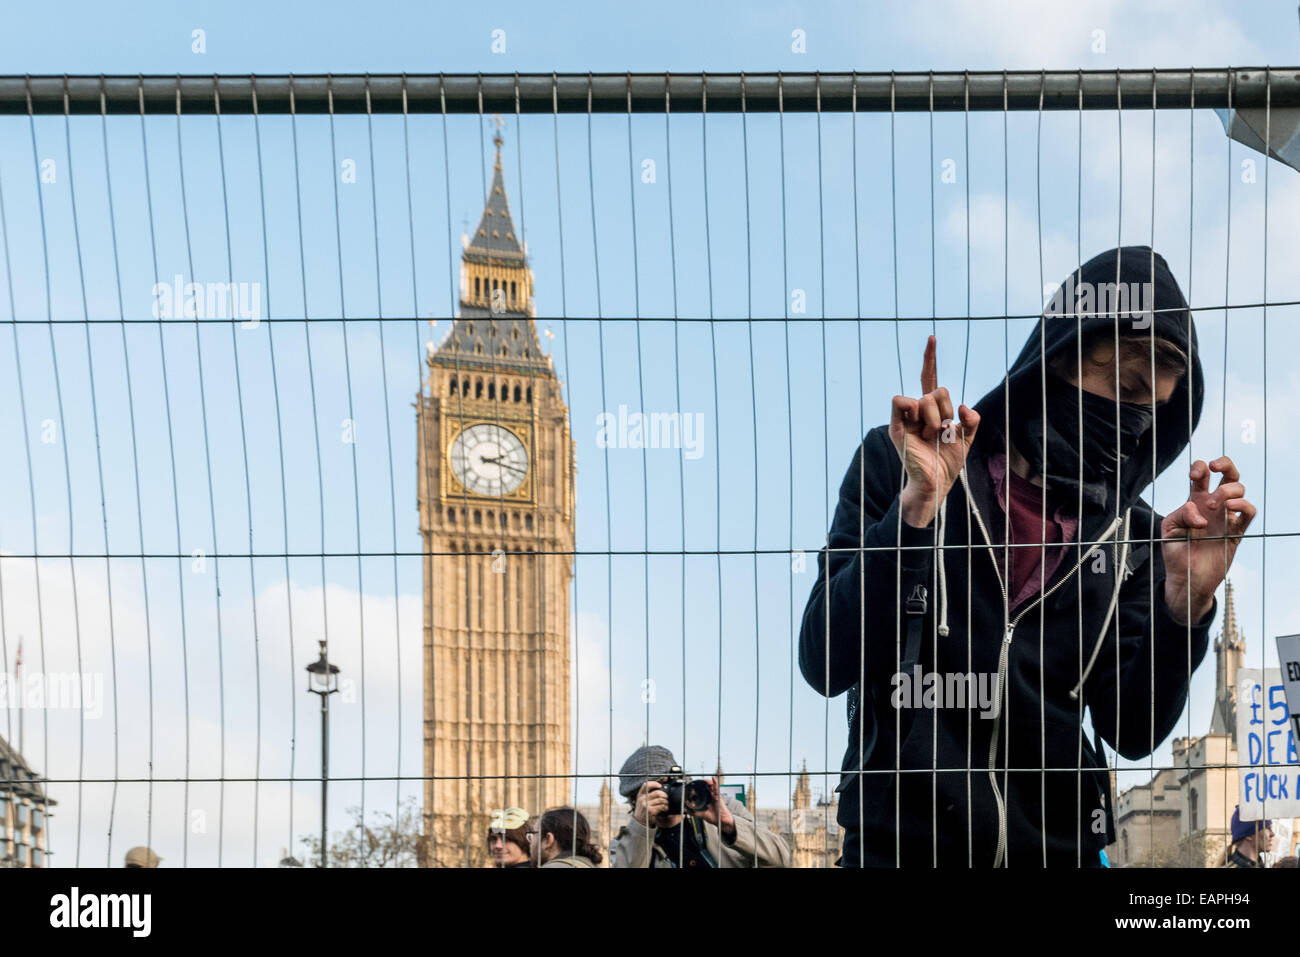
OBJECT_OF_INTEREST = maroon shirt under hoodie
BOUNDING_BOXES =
[987,451,1079,611]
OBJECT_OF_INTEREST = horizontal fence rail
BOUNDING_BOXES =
[2,68,1299,116]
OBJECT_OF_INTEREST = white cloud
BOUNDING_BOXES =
[0,554,423,867]
[886,0,1266,70]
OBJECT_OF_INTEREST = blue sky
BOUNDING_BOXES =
[0,0,1298,866]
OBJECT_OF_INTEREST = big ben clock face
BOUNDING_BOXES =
[449,423,529,496]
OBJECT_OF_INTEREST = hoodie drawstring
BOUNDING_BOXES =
[1068,508,1131,701]
[936,496,950,638]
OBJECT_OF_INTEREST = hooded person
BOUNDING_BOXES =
[799,246,1256,867]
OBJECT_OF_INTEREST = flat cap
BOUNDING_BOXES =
[618,744,677,801]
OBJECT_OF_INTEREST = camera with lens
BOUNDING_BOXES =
[658,765,712,814]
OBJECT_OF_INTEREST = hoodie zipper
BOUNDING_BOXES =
[958,469,1124,867]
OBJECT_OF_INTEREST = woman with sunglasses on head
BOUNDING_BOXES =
[486,807,534,868]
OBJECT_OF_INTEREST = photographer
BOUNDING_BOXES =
[608,745,791,868]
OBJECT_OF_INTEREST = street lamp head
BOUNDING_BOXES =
[305,640,341,695]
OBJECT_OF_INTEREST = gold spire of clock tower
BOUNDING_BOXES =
[433,118,550,375]
[419,123,575,867]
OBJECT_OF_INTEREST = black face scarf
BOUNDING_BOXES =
[1008,371,1154,510]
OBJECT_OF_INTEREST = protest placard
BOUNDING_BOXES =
[1236,667,1300,820]
[1276,635,1300,758]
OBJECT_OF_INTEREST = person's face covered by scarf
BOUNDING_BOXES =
[1007,334,1186,505]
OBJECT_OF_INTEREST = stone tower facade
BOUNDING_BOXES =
[1209,580,1245,736]
[789,760,838,869]
[419,124,575,868]
[596,782,612,866]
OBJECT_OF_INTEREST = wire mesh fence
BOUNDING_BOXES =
[0,70,1296,868]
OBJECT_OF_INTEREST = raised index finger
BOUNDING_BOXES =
[921,334,938,395]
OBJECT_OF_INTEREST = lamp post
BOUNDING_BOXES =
[305,640,340,868]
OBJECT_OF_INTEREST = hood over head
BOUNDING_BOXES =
[973,245,1204,514]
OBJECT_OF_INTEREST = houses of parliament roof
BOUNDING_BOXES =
[0,735,50,803]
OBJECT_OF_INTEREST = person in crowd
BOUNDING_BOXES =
[124,846,161,868]
[609,744,791,867]
[1222,807,1273,868]
[486,807,533,868]
[800,247,1256,867]
[531,807,603,868]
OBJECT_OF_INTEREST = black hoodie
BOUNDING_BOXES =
[799,246,1217,867]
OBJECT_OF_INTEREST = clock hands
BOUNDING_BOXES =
[479,454,526,476]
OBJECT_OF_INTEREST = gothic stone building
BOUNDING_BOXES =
[1110,581,1300,867]
[0,735,53,868]
[750,761,845,869]
[419,127,575,868]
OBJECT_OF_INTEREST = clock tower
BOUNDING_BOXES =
[418,123,575,867]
